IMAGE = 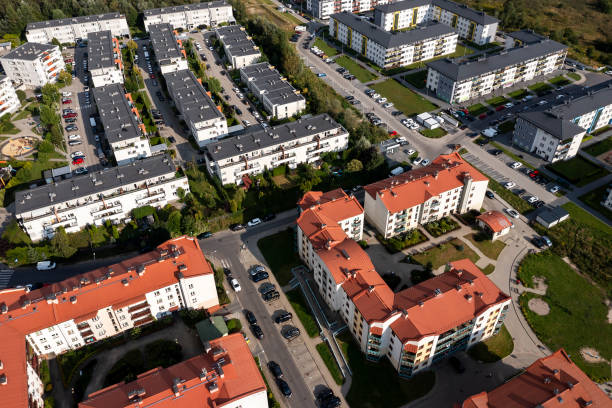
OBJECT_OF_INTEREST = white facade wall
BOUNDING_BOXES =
[513,118,584,163]
[0,76,20,118]
[603,187,612,211]
[111,138,154,166]
[228,52,261,70]
[0,45,65,88]
[574,103,612,132]
[26,361,44,408]
[26,17,129,44]
[220,391,269,408]
[190,116,229,147]
[144,5,234,31]
[468,300,511,346]
[90,67,123,88]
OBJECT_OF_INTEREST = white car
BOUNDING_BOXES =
[62,92,72,97]
[383,102,394,108]
[70,151,85,158]
[510,162,522,169]
[504,181,516,189]
[412,157,423,165]
[527,196,539,204]
[421,159,430,166]
[36,261,56,270]
[376,97,387,104]
[538,100,547,105]
[371,93,380,99]
[549,185,560,194]
[504,102,514,108]
[74,167,88,175]
[68,134,81,140]
[406,149,416,155]
[504,208,520,219]
[230,278,241,292]
[248,218,262,227]
[409,124,419,130]
[400,119,409,125]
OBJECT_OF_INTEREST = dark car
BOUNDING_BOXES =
[275,310,292,324]
[449,356,465,373]
[532,236,547,249]
[262,290,280,302]
[276,379,292,397]
[318,388,341,408]
[168,136,176,143]
[197,231,213,239]
[65,118,77,123]
[252,271,269,282]
[486,110,495,116]
[229,223,245,231]
[344,95,354,101]
[489,149,503,156]
[65,124,78,131]
[268,361,283,378]
[391,110,402,116]
[250,324,264,339]
[235,107,242,115]
[262,213,276,222]
[467,132,478,138]
[282,326,300,340]
[244,310,257,325]
[485,190,495,199]
[476,138,488,146]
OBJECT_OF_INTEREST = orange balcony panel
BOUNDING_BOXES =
[217,105,222,112]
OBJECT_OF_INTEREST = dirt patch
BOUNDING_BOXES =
[528,298,550,316]
[1,136,37,157]
[532,277,548,294]
[600,151,612,166]
[580,347,605,364]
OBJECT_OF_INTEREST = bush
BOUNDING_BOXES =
[226,318,242,334]
[376,229,428,253]
[179,308,208,329]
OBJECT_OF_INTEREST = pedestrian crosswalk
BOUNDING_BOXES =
[0,269,14,289]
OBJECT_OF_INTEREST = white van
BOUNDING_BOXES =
[36,261,56,270]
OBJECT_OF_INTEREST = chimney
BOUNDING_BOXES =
[70,296,77,304]
[199,368,208,381]
[368,285,375,293]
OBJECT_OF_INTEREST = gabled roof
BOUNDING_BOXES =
[477,211,512,233]
[298,188,363,220]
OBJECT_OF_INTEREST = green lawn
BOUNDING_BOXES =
[337,332,435,408]
[467,103,488,116]
[467,326,514,363]
[517,252,611,382]
[567,72,581,81]
[335,55,378,83]
[314,37,338,57]
[464,233,506,260]
[590,125,610,136]
[316,342,344,385]
[419,128,447,138]
[412,238,480,269]
[13,110,30,121]
[482,264,495,275]
[578,184,612,222]
[547,156,610,186]
[0,120,20,134]
[285,289,319,338]
[371,79,437,116]
[548,75,571,86]
[403,70,427,89]
[584,136,612,156]
[528,82,553,95]
[486,96,509,107]
[257,228,301,285]
[507,89,530,100]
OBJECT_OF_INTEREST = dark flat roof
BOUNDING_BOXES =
[375,0,498,25]
[240,63,304,105]
[216,25,259,57]
[2,43,57,61]
[506,30,547,45]
[164,69,225,124]
[87,31,116,70]
[149,24,184,65]
[92,84,142,144]
[144,1,230,17]
[332,12,455,48]
[15,155,175,214]
[26,12,124,30]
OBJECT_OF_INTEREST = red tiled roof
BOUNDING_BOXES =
[460,349,611,408]
[404,343,418,353]
[364,153,488,213]
[370,326,383,336]
[477,211,512,233]
[80,333,267,408]
[297,188,363,223]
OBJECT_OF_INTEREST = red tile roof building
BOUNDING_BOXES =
[364,153,489,238]
[0,237,219,408]
[297,187,510,378]
[459,349,611,408]
[476,210,512,241]
[80,333,268,408]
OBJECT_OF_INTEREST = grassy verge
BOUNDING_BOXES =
[548,75,571,86]
[419,128,447,138]
[285,289,319,338]
[485,96,509,107]
[335,55,378,83]
[507,89,530,99]
[547,155,610,186]
[464,233,506,260]
[517,252,611,382]
[375,229,428,254]
[482,264,495,275]
[487,176,533,214]
[567,72,581,81]
[412,238,480,269]
[403,70,427,89]
[371,79,437,116]
[316,342,344,385]
[257,228,301,286]
[528,82,553,95]
[314,38,338,57]
[583,136,612,156]
[578,184,612,223]
[467,325,514,363]
[467,103,488,116]
[488,141,534,169]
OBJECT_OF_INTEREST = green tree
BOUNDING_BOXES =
[50,227,77,258]
[207,77,222,95]
[166,211,183,237]
[597,0,612,13]
[345,159,363,173]
[51,37,62,50]
[41,83,60,105]
[58,70,72,86]
[181,213,196,235]
[46,125,64,149]
[15,90,26,104]
[126,39,138,52]
[38,140,55,153]
[39,105,59,127]
[51,10,65,20]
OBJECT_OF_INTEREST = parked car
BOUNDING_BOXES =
[421,159,430,166]
[244,310,257,325]
[317,73,326,77]
[36,261,56,270]
[504,208,520,219]
[70,151,85,159]
[549,185,560,194]
[275,311,293,324]
[68,140,82,146]
[72,157,84,165]
[281,326,300,340]
[262,213,276,222]
[532,236,548,249]
[247,218,262,227]
[276,379,292,397]
[229,223,245,231]
[65,118,77,123]
[252,271,269,282]
[485,190,495,199]
[503,181,516,189]
[250,324,264,339]
[62,99,72,104]
[527,196,539,204]
[249,265,266,276]
[230,278,241,292]
[63,112,77,118]
[262,290,280,302]
[489,149,503,156]
[74,167,88,175]
[511,162,522,169]
[197,231,213,239]
[268,361,283,378]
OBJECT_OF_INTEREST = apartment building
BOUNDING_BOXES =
[25,12,129,44]
[374,0,498,45]
[204,114,349,185]
[240,63,306,119]
[215,25,261,69]
[149,23,189,74]
[87,31,123,88]
[329,12,457,69]
[296,189,510,377]
[459,349,611,407]
[0,237,219,408]
[80,333,267,408]
[308,0,391,20]
[93,83,152,165]
[143,1,234,31]
[513,86,612,162]
[0,75,20,118]
[15,155,189,242]
[426,38,567,103]
[164,69,228,147]
[0,42,65,88]
[364,152,488,239]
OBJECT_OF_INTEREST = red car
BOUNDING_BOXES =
[72,157,84,165]
[495,105,505,111]
[389,130,397,136]
[150,73,156,79]
[64,58,73,63]
[478,113,487,120]
[63,112,77,118]
[529,170,539,178]
[62,99,72,104]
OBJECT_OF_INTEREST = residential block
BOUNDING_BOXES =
[215,25,261,70]
[25,12,129,44]
[0,75,20,118]
[143,1,234,31]
[87,31,123,88]
[0,43,65,88]
[149,23,189,74]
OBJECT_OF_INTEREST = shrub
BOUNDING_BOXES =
[226,318,242,334]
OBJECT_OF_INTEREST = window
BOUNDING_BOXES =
[157,299,163,304]
[98,330,106,336]
[188,284,194,289]
[95,323,103,329]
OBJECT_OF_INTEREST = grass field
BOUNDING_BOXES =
[567,72,581,81]
[486,96,509,107]
[314,38,338,57]
[548,75,571,86]
[243,0,301,31]
[372,79,437,116]
[403,70,427,89]
[517,252,611,382]
[257,229,301,286]
[467,103,488,116]
[507,89,530,99]
[528,82,554,95]
[482,264,495,275]
[578,184,612,222]
[285,289,319,338]
[316,342,344,385]
[412,238,480,270]
[583,136,612,156]
[467,326,514,363]
[547,156,610,186]
[419,128,447,138]
[335,55,378,83]
[464,233,506,260]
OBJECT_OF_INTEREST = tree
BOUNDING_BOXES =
[46,125,64,149]
[41,83,60,105]
[166,211,183,237]
[15,90,26,104]
[207,77,222,95]
[38,140,55,153]
[345,159,363,173]
[127,39,138,52]
[58,70,72,86]
[51,37,62,50]
[181,214,196,235]
[39,105,59,127]
[597,0,612,14]
[51,9,65,20]
[50,227,77,258]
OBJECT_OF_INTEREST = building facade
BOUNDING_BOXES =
[240,63,306,119]
[308,0,391,20]
[204,114,349,185]
[25,12,129,44]
[0,43,65,88]
[149,23,189,74]
[164,69,228,147]
[87,31,123,88]
[373,0,498,45]
[143,1,234,31]
[426,38,567,104]
[0,75,20,118]
[296,189,510,378]
[512,86,612,162]
[15,155,188,242]
[364,153,488,239]
[215,25,261,69]
[0,237,219,408]
[604,185,612,211]
[329,12,457,69]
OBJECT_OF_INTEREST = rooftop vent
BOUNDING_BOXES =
[70,296,77,304]
[433,288,442,296]
[121,279,129,286]
[199,368,208,381]
[137,265,146,276]
[341,249,351,260]
[544,377,551,384]
[0,374,6,385]
[207,381,219,393]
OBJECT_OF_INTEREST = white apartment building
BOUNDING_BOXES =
[164,69,228,147]
[15,155,189,242]
[329,12,457,69]
[0,237,219,408]
[204,114,349,185]
[143,1,234,31]
[240,63,306,119]
[426,37,567,104]
[512,86,612,162]
[373,0,498,45]
[149,24,189,74]
[308,0,391,20]
[88,31,123,88]
[25,12,129,44]
[0,42,65,88]
[93,83,152,165]
[364,152,488,238]
[0,75,20,118]
[215,25,261,70]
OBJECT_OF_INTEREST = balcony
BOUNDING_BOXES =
[136,191,166,206]
[234,162,261,177]
[128,301,149,313]
[133,315,155,327]
[275,153,297,165]
[131,309,152,321]
[90,202,123,218]
[307,142,331,156]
